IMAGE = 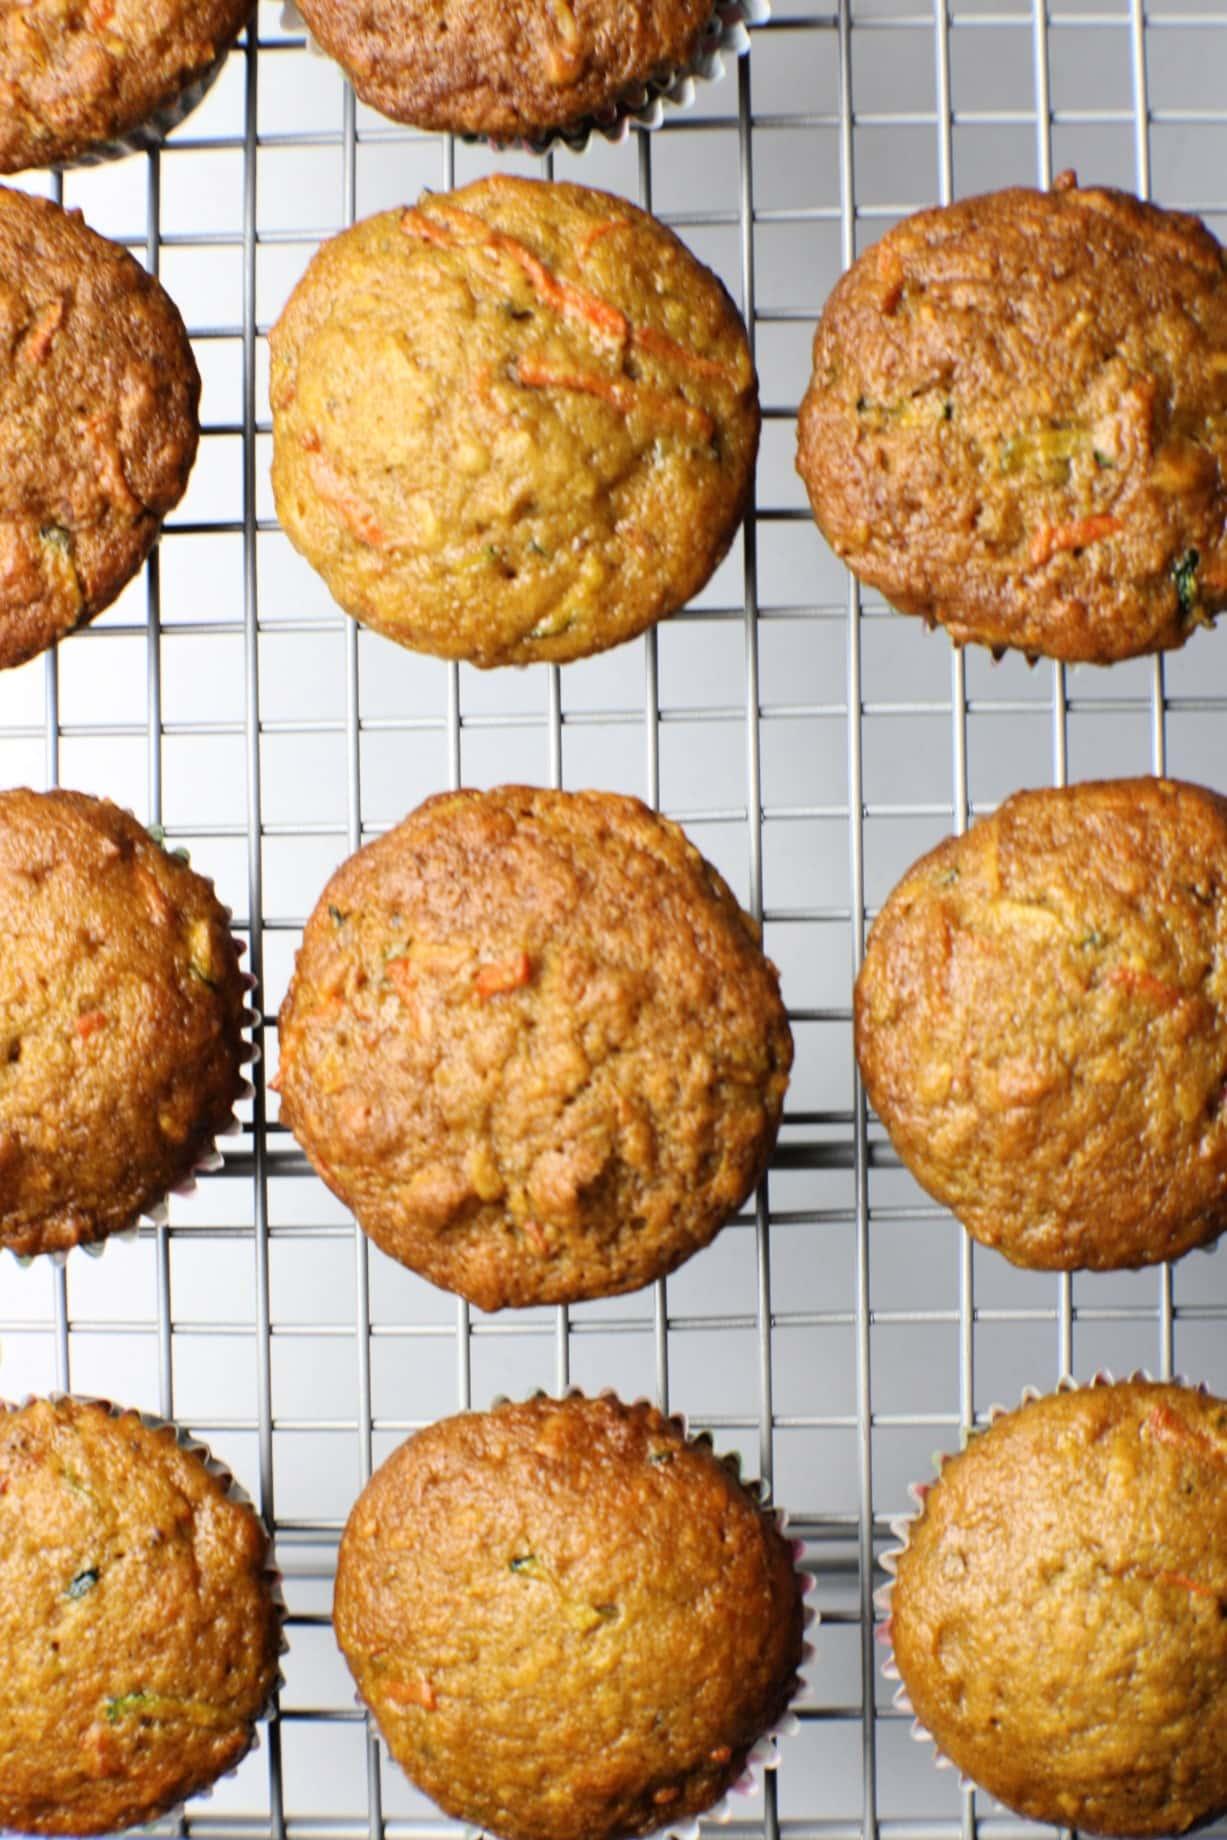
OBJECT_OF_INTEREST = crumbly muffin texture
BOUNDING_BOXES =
[0,1396,279,1837]
[797,176,1227,663]
[0,788,248,1260]
[0,187,199,670]
[269,175,759,667]
[334,1394,804,1840]
[0,0,254,173]
[295,0,713,141]
[276,786,792,1310]
[891,1382,1227,1836]
[855,777,1227,1270]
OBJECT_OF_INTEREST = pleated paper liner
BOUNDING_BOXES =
[279,0,769,156]
[874,1370,1215,1801]
[5,840,259,1270]
[0,1392,287,1829]
[355,1387,815,1840]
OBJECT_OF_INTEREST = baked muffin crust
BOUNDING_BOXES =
[0,0,254,173]
[275,786,792,1310]
[0,187,198,669]
[334,1393,804,1840]
[797,175,1227,663]
[296,0,714,142]
[891,1382,1227,1836]
[0,789,248,1260]
[0,1396,279,1837]
[269,175,759,668]
[855,777,1227,1269]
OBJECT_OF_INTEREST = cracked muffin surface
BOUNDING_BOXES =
[891,1381,1227,1836]
[0,0,253,172]
[275,786,792,1309]
[295,0,713,142]
[855,777,1227,1270]
[0,1395,279,1837]
[0,187,198,669]
[268,174,758,667]
[0,788,248,1260]
[797,175,1227,663]
[334,1393,804,1840]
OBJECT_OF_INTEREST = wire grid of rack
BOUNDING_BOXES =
[2,0,1227,1835]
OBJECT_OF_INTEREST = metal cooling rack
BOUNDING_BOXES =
[2,0,1227,1835]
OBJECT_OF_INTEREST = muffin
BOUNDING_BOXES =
[0,788,248,1261]
[889,1380,1227,1836]
[0,1,254,173]
[275,786,792,1310]
[796,173,1227,664]
[269,174,759,668]
[855,777,1227,1270]
[0,1395,280,1837]
[334,1393,804,1840]
[294,0,714,143]
[0,187,199,670]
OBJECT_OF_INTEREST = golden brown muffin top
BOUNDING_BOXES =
[296,0,712,141]
[0,0,254,172]
[0,1396,279,1837]
[269,175,759,668]
[276,786,792,1310]
[0,188,198,670]
[0,788,248,1260]
[335,1393,804,1840]
[797,176,1227,664]
[855,777,1227,1270]
[891,1381,1227,1836]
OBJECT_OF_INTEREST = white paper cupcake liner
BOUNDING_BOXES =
[357,1387,813,1840]
[0,1392,286,1830]
[1,823,257,1269]
[280,0,768,156]
[875,1370,1211,1798]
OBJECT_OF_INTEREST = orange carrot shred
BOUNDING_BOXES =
[578,218,633,261]
[1156,1571,1220,1600]
[400,207,456,249]
[426,202,629,347]
[304,446,386,549]
[383,1677,437,1710]
[632,323,739,385]
[1030,514,1121,568]
[1146,1402,1227,1467]
[1106,965,1182,1007]
[515,356,715,443]
[18,299,64,367]
[75,1011,107,1040]
[474,952,532,999]
[386,957,417,1000]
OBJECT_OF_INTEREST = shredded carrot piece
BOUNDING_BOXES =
[1156,1571,1220,1600]
[75,1011,107,1040]
[632,323,739,385]
[136,866,173,928]
[1029,513,1121,568]
[427,202,629,347]
[400,206,456,249]
[383,1677,437,1710]
[302,440,386,549]
[267,1069,282,1094]
[18,298,63,366]
[1146,1403,1227,1467]
[474,952,532,999]
[386,958,417,1001]
[515,356,715,443]
[653,1789,681,1807]
[1106,965,1182,1008]
[709,1746,733,1766]
[578,218,633,261]
[89,0,116,24]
